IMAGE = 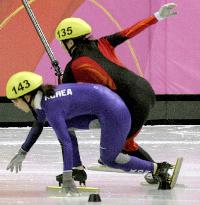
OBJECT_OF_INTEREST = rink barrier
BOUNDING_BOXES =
[1,95,200,126]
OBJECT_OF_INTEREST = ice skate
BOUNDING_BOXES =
[56,174,63,187]
[155,157,183,189]
[56,168,87,186]
[72,168,87,186]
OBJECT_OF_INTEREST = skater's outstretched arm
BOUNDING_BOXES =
[6,110,46,173]
[102,3,177,47]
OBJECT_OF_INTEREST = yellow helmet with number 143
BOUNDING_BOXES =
[6,71,43,99]
[55,17,92,41]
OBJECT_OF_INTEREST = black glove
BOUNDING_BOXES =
[72,168,87,186]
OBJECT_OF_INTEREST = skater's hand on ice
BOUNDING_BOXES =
[155,3,177,20]
[6,148,27,173]
[62,171,79,196]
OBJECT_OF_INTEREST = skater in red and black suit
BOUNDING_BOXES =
[55,3,177,184]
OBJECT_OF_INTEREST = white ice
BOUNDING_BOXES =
[0,125,200,205]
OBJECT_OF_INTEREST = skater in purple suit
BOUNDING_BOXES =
[6,71,181,195]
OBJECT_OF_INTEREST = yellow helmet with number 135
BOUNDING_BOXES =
[6,71,43,99]
[55,17,92,41]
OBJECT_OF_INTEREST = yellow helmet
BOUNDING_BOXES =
[6,71,43,99]
[55,17,92,41]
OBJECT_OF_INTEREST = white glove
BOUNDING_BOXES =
[6,148,27,173]
[62,171,79,196]
[154,3,177,21]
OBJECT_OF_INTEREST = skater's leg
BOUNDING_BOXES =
[56,129,86,186]
[123,140,158,184]
[99,111,154,174]
[123,144,154,161]
[57,115,96,186]
[123,129,154,161]
[102,152,154,173]
[122,120,157,184]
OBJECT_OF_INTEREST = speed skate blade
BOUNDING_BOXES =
[87,164,127,173]
[47,185,100,193]
[170,157,183,189]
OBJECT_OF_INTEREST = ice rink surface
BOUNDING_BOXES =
[0,125,200,205]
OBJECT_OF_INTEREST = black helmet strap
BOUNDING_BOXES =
[62,36,86,56]
[21,95,38,120]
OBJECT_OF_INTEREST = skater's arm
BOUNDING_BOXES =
[102,3,177,48]
[21,110,46,152]
[50,115,79,194]
[21,120,44,152]
[62,63,76,83]
[6,110,46,173]
[102,16,158,48]
[48,114,74,171]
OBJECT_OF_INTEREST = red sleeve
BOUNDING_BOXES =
[102,15,158,47]
[120,15,158,38]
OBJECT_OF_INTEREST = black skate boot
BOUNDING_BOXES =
[154,162,172,189]
[72,168,87,186]
[154,158,183,190]
[98,159,104,165]
[56,173,63,187]
[56,167,87,187]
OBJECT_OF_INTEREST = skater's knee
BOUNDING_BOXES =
[114,153,131,164]
[101,153,131,166]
